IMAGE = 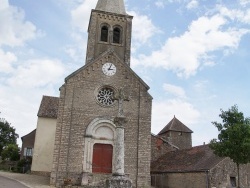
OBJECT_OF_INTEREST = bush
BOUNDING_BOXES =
[1,144,19,161]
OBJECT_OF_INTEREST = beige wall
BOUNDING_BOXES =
[31,117,57,173]
[151,172,207,188]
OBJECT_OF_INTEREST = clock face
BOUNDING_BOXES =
[102,63,116,76]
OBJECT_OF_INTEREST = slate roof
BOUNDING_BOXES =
[151,144,224,173]
[158,116,193,135]
[21,129,36,141]
[37,96,59,118]
[95,0,126,15]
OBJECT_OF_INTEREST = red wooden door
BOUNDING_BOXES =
[92,143,113,173]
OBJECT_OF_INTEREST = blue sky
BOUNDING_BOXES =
[1,0,250,147]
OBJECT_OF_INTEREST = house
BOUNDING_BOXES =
[20,129,36,160]
[151,144,250,188]
[31,96,58,176]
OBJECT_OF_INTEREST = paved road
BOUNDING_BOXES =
[0,175,29,188]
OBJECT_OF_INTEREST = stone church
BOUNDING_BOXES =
[32,0,152,187]
[29,0,250,187]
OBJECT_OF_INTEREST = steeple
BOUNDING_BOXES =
[95,0,126,15]
[85,0,132,65]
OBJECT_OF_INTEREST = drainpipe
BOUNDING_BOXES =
[206,170,210,188]
[136,83,141,188]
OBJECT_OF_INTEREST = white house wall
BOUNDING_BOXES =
[31,117,57,173]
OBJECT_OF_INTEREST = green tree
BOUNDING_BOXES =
[210,105,250,188]
[0,115,19,155]
[1,144,20,161]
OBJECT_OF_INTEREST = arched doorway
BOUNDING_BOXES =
[83,118,116,174]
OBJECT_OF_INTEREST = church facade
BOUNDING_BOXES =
[31,0,152,187]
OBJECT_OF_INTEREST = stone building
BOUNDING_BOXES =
[20,129,36,160]
[151,134,178,162]
[151,144,250,188]
[32,0,152,187]
[28,0,250,187]
[157,116,193,150]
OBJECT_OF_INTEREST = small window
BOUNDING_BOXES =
[113,27,121,44]
[24,147,33,157]
[100,26,108,42]
[230,177,236,187]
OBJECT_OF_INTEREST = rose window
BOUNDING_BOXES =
[97,87,114,106]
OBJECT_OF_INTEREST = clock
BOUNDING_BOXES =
[102,63,116,76]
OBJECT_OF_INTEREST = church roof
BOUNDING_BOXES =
[151,144,224,173]
[95,0,126,15]
[158,116,193,135]
[37,96,59,118]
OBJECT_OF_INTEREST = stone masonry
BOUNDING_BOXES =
[50,0,152,187]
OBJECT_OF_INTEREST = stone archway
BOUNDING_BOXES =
[83,118,116,174]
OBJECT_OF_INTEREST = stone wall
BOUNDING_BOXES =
[50,53,152,187]
[151,159,250,188]
[209,158,250,188]
[86,10,133,66]
[161,131,192,150]
[151,135,177,162]
[151,172,207,188]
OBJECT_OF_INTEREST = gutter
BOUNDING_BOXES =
[151,169,209,174]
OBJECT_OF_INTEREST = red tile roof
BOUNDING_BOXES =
[158,116,193,135]
[151,144,224,173]
[37,96,59,118]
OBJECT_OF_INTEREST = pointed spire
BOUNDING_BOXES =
[95,0,126,15]
[158,116,193,135]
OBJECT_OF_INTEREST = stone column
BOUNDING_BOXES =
[106,88,132,188]
[113,116,126,176]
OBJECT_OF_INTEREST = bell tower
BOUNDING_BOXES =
[85,0,133,66]
[49,0,152,187]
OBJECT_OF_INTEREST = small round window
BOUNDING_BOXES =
[97,87,115,106]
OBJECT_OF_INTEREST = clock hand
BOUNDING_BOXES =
[108,64,113,70]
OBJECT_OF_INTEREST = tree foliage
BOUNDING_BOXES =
[0,115,19,155]
[1,144,20,161]
[210,105,250,187]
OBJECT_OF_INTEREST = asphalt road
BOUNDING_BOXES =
[0,175,29,188]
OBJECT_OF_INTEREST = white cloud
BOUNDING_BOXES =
[7,59,65,88]
[155,1,165,8]
[151,99,200,134]
[71,0,98,32]
[163,83,186,98]
[128,11,159,45]
[219,6,250,24]
[0,57,66,145]
[239,0,250,6]
[0,49,17,73]
[0,0,38,47]
[186,0,198,9]
[132,13,249,77]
